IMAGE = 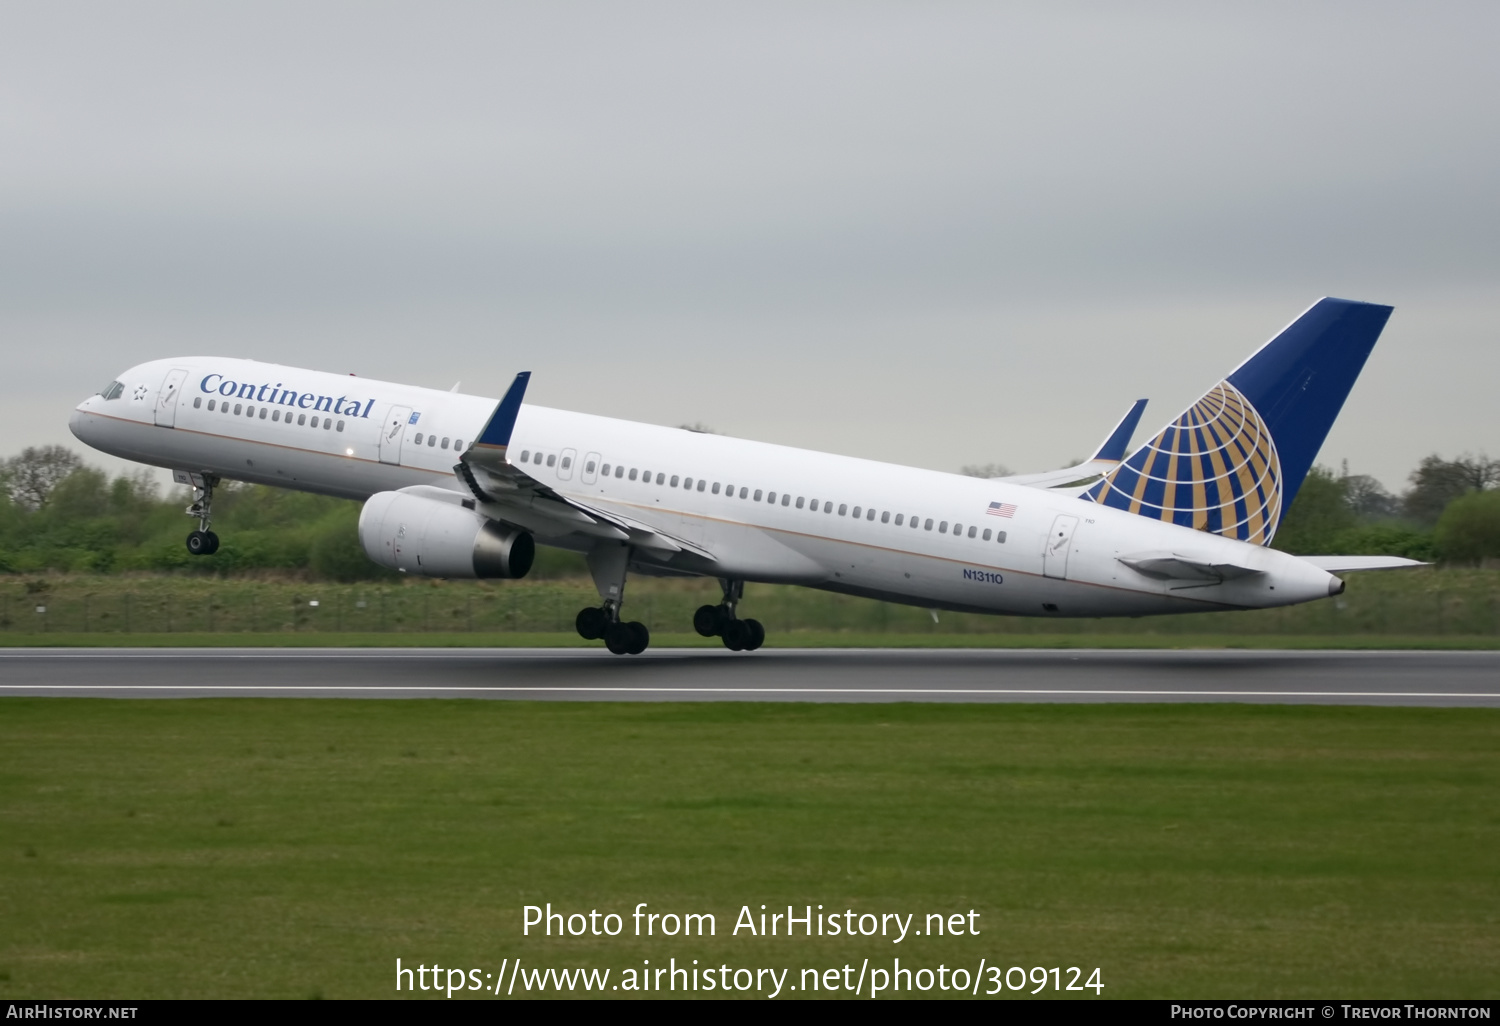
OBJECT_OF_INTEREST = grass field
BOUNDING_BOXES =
[2,567,1498,643]
[2,699,1497,999]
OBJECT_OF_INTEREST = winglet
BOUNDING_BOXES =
[1090,399,1148,462]
[471,372,531,454]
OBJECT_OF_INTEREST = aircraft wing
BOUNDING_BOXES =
[994,399,1148,494]
[454,373,716,560]
[1296,556,1428,572]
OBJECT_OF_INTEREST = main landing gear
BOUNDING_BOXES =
[575,542,651,656]
[694,578,765,652]
[183,473,221,556]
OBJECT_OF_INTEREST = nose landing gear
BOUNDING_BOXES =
[181,473,221,556]
[693,578,765,652]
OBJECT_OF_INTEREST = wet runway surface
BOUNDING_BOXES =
[1,647,1497,706]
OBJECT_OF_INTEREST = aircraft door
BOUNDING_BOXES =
[557,447,577,481]
[1043,513,1080,579]
[581,451,600,485]
[155,368,189,427]
[380,406,413,465]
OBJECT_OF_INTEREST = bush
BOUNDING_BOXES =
[1435,490,1500,564]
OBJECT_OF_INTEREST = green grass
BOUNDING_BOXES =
[2,631,1499,649]
[2,699,1497,999]
[2,567,1498,643]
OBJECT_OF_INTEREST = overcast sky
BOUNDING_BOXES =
[3,2,1497,492]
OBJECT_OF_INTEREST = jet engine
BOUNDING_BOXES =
[359,489,534,579]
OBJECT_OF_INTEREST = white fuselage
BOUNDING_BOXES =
[70,357,1341,618]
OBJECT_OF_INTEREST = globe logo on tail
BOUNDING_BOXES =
[1082,381,1282,545]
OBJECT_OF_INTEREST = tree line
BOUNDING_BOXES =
[1,445,1497,580]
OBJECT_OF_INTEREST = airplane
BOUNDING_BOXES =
[69,297,1420,655]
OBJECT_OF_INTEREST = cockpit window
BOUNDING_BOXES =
[100,381,125,401]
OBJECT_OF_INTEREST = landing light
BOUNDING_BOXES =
[345,448,354,456]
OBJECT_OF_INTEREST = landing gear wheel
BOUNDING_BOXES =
[186,530,217,556]
[627,621,650,655]
[743,618,765,651]
[605,622,635,655]
[722,619,749,652]
[576,607,608,640]
[693,604,720,637]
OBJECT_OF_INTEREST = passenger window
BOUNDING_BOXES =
[739,487,748,499]
[781,493,790,506]
[867,508,876,521]
[952,522,961,535]
[911,516,920,529]
[337,420,345,431]
[429,435,438,447]
[826,503,834,514]
[520,451,530,462]
[683,477,692,489]
[415,432,424,444]
[442,438,450,450]
[454,439,462,449]
[246,406,254,417]
[697,480,706,492]
[260,408,268,420]
[809,499,818,511]
[629,469,639,481]
[562,456,572,469]
[766,491,775,503]
[272,409,280,421]
[547,454,557,467]
[939,521,948,533]
[967,525,976,538]
[982,528,992,541]
[657,472,665,485]
[324,419,332,430]
[712,482,720,494]
[600,463,609,475]
[313,417,321,428]
[671,475,679,488]
[616,466,625,479]
[234,404,243,415]
[207,399,216,411]
[851,506,861,518]
[298,414,307,426]
[754,489,763,502]
[996,531,1007,544]
[894,514,903,526]
[924,518,933,530]
[193,397,202,409]
[838,504,848,516]
[881,511,889,523]
[796,497,805,509]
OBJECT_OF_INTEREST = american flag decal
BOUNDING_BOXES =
[986,501,1016,518]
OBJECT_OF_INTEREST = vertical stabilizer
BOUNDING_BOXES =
[1081,298,1393,544]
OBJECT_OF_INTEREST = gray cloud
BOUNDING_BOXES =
[3,2,1497,490]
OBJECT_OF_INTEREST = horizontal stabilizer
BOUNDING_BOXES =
[1118,553,1264,586]
[1297,555,1427,572]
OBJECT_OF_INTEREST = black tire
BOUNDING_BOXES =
[627,621,650,655]
[604,622,634,655]
[722,619,748,651]
[204,531,220,555]
[743,618,765,651]
[186,531,210,556]
[575,607,607,640]
[692,604,720,637]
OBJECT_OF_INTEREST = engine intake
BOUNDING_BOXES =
[359,489,534,579]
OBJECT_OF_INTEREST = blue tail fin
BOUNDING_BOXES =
[1081,298,1393,544]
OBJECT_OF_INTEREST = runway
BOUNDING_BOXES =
[0,647,1497,706]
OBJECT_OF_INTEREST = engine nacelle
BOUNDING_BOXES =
[359,489,534,579]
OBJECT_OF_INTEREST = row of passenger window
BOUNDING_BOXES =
[517,449,1009,546]
[412,432,463,451]
[193,395,345,431]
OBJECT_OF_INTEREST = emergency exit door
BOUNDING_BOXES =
[380,406,413,465]
[1043,513,1080,579]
